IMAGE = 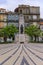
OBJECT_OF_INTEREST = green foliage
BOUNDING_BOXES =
[25,25,41,42]
[3,25,18,36]
[41,31,43,37]
[0,25,18,42]
[25,25,41,37]
[0,29,4,37]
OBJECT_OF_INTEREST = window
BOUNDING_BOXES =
[40,26,43,29]
[33,15,37,19]
[27,16,28,19]
[26,9,29,14]
[29,16,32,20]
[4,16,7,21]
[0,10,1,12]
[16,15,18,18]
[1,10,5,13]
[15,15,19,21]
[20,10,22,13]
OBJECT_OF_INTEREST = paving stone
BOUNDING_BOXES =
[0,43,43,65]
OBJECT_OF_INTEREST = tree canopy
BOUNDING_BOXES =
[0,25,18,42]
[1,25,18,37]
[25,25,41,37]
[25,25,41,41]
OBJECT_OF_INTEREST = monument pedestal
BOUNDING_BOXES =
[19,34,25,43]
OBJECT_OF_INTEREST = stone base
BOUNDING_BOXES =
[19,34,25,43]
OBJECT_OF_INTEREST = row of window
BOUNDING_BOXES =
[19,7,40,14]
[0,15,19,21]
[24,15,39,20]
[0,14,40,22]
[8,15,19,20]
[0,10,6,13]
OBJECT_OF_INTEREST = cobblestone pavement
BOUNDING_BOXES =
[0,43,43,65]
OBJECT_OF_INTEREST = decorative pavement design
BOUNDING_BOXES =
[0,43,43,65]
[21,56,29,65]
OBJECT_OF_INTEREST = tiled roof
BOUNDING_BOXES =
[39,22,43,25]
[0,8,6,10]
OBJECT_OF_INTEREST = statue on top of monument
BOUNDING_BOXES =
[20,25,23,34]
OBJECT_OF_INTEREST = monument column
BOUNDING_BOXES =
[19,14,25,43]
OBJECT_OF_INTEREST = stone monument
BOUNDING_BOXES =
[19,14,25,43]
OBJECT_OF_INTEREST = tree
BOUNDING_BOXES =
[8,25,18,41]
[25,25,41,42]
[0,29,4,42]
[0,25,18,42]
[0,29,4,37]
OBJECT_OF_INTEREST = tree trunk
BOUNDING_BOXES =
[12,35,15,41]
[4,36,7,42]
[34,36,36,42]
[30,36,33,41]
[36,36,39,42]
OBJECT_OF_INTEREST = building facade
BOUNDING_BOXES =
[14,5,40,27]
[7,11,19,28]
[0,8,7,28]
[0,5,40,29]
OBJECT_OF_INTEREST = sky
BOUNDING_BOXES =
[0,0,43,18]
